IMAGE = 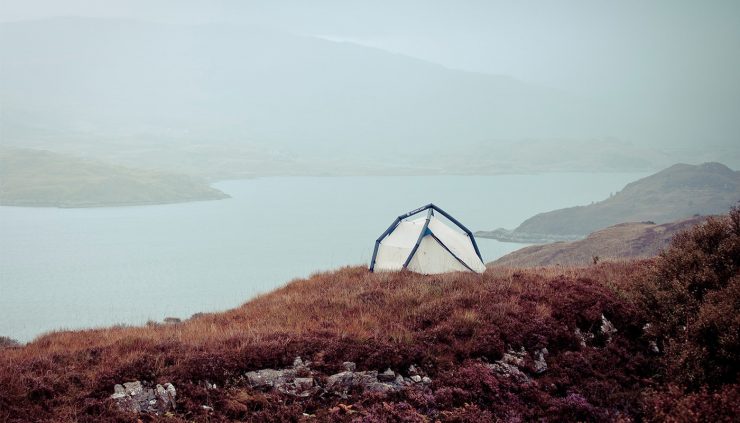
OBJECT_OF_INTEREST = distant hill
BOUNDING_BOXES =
[477,162,739,242]
[0,148,228,207]
[490,215,708,267]
[0,17,659,178]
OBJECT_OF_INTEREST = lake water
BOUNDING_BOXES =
[0,173,646,341]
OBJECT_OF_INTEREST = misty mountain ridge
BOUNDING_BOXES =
[0,17,719,177]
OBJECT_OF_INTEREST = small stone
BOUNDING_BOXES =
[534,348,548,374]
[293,357,304,368]
[378,368,395,382]
[123,381,143,396]
[343,362,356,372]
[294,377,314,390]
[408,364,419,376]
[421,376,432,384]
[410,375,422,383]
[502,348,527,366]
[489,362,530,384]
[600,314,617,339]
[202,405,214,411]
[649,340,660,353]
[114,384,125,395]
[574,328,594,347]
[395,375,404,385]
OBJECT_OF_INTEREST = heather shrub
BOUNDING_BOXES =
[638,207,740,388]
[642,384,740,423]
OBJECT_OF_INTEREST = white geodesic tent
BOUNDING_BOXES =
[370,204,486,274]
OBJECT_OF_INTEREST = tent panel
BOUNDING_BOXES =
[373,220,424,272]
[428,216,486,273]
[407,235,470,274]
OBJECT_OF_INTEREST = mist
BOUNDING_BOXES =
[1,0,739,175]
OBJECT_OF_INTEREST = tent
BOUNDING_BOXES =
[370,204,486,274]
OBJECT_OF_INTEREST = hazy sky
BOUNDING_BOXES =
[3,1,739,96]
[2,1,739,149]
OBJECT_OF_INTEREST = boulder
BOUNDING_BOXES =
[110,381,176,414]
[246,368,296,389]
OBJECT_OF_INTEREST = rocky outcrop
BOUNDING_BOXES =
[534,348,549,374]
[488,347,550,382]
[246,358,430,399]
[110,381,176,414]
[600,314,617,343]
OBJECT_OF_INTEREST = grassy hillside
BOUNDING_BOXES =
[478,162,739,241]
[491,215,708,267]
[1,210,737,421]
[0,147,228,207]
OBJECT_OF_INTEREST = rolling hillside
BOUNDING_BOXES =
[478,162,739,241]
[0,210,737,421]
[490,215,708,267]
[0,148,228,207]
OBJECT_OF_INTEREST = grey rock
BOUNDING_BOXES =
[293,356,304,368]
[574,328,594,347]
[110,381,176,414]
[123,381,143,396]
[534,348,548,374]
[294,377,314,390]
[378,368,396,382]
[502,347,528,367]
[343,361,356,372]
[325,369,407,396]
[408,364,419,376]
[246,368,297,389]
[164,383,176,407]
[365,382,398,393]
[600,314,617,340]
[421,376,432,384]
[410,375,422,383]
[489,362,530,384]
[649,340,660,353]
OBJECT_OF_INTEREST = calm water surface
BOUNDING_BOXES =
[0,173,645,341]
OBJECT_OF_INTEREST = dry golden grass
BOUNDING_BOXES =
[0,260,659,421]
